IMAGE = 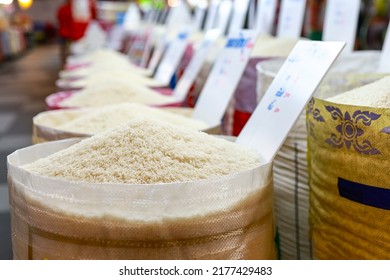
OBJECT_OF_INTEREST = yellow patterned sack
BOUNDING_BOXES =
[307,98,390,259]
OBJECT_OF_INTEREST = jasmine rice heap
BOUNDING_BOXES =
[56,103,208,134]
[327,75,390,107]
[24,118,260,184]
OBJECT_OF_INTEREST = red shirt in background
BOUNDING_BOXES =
[57,1,72,39]
[57,0,97,41]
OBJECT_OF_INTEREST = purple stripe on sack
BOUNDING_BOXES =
[338,178,390,210]
[381,127,390,134]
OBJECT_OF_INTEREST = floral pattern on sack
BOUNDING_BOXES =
[325,106,382,155]
[307,98,325,122]
[307,98,325,140]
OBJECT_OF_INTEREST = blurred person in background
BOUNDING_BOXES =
[57,0,72,66]
[57,0,97,66]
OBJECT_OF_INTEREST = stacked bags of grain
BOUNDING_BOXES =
[32,103,220,144]
[254,51,386,259]
[307,76,390,259]
[8,119,275,260]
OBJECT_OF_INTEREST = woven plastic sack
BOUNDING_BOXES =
[8,138,276,260]
[307,97,390,259]
[32,108,221,144]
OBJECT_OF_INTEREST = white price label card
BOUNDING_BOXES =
[276,0,307,38]
[322,0,360,53]
[147,36,167,74]
[228,0,250,35]
[204,0,220,30]
[192,30,258,127]
[154,29,191,85]
[128,27,153,67]
[193,6,206,31]
[247,0,257,29]
[237,41,345,163]
[215,0,233,34]
[256,0,277,35]
[139,27,154,68]
[173,29,221,102]
[379,22,390,72]
[145,9,157,23]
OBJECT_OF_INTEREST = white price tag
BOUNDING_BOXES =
[237,41,345,163]
[204,0,220,30]
[193,6,206,31]
[193,30,258,127]
[379,23,390,72]
[255,0,277,35]
[147,37,167,74]
[128,27,153,67]
[173,29,221,102]
[322,0,360,53]
[276,0,307,38]
[154,30,191,85]
[215,0,233,34]
[228,0,250,35]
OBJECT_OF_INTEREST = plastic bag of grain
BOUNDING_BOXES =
[32,104,220,144]
[307,76,390,260]
[8,119,275,260]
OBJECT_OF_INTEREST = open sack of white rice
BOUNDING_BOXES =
[33,103,220,144]
[61,50,151,79]
[254,50,387,260]
[8,118,276,260]
[57,67,166,89]
[308,76,390,259]
[66,49,130,67]
[59,63,151,80]
[56,80,177,109]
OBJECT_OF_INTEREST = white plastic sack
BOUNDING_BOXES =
[8,138,276,260]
